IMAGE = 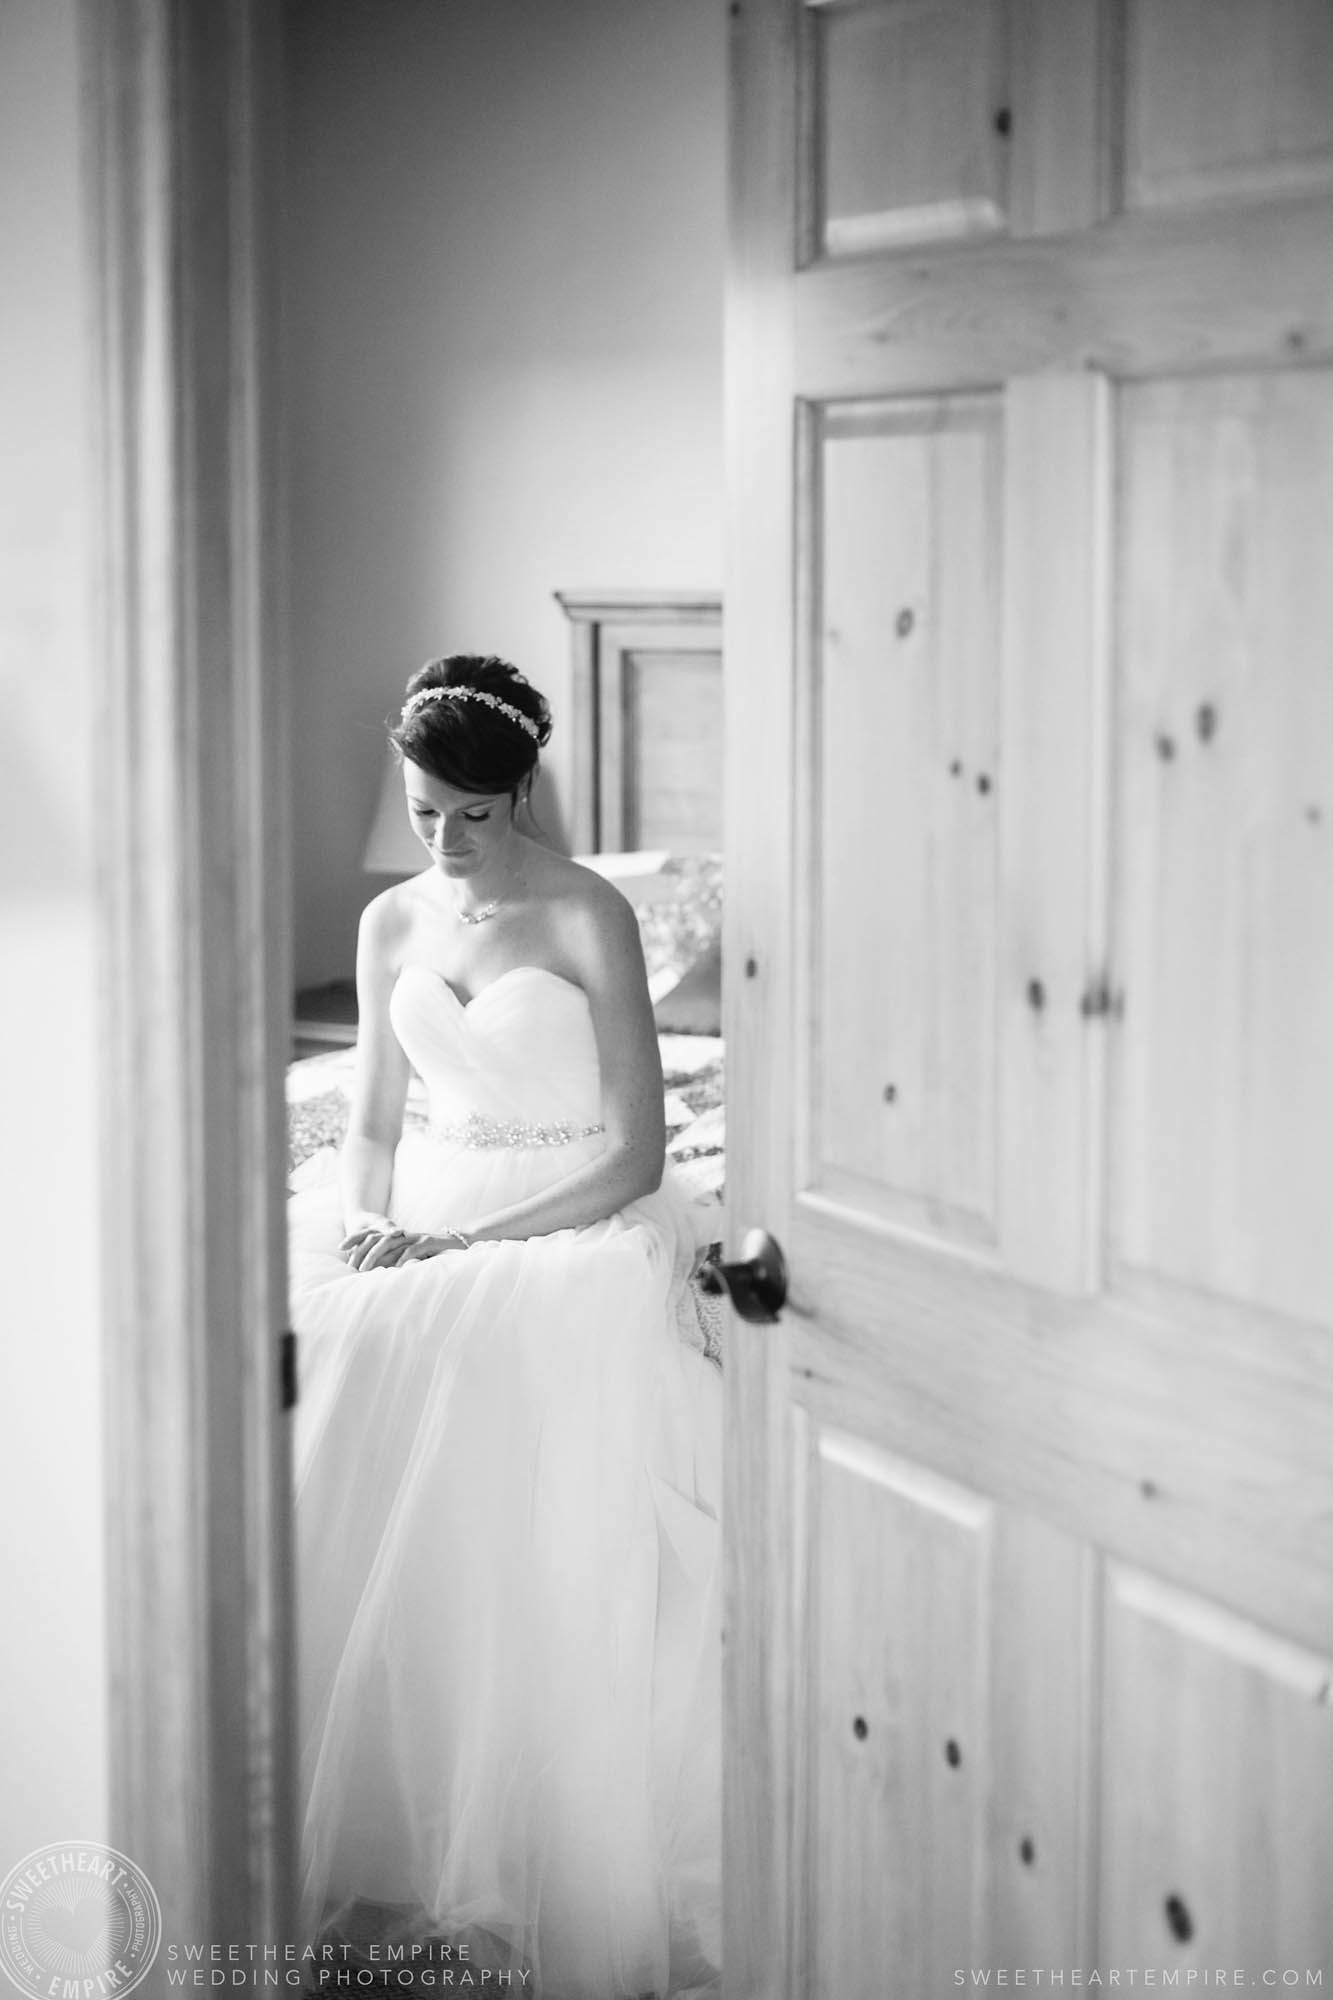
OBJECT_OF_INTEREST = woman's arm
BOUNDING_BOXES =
[392,885,666,1260]
[338,891,411,1244]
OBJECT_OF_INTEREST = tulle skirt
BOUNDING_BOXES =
[289,1130,723,1999]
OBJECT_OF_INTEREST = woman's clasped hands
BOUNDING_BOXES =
[338,1216,471,1271]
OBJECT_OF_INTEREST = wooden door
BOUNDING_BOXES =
[723,3,1333,1992]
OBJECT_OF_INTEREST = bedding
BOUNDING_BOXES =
[580,849,723,1037]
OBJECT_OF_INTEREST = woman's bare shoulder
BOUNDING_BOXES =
[520,854,644,1002]
[525,845,637,934]
[357,874,435,964]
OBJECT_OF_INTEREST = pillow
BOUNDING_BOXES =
[576,850,724,1028]
[634,852,723,992]
[653,936,721,1035]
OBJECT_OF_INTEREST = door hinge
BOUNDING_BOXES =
[280,1329,298,1411]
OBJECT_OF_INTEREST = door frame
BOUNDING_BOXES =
[85,0,294,1957]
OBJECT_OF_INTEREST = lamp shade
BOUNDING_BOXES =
[572,849,677,905]
[361,754,422,874]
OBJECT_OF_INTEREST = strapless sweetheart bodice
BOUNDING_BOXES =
[388,962,604,1136]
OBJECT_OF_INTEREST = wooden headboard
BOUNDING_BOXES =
[554,589,722,854]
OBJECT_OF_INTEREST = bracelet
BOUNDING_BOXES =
[438,1224,471,1251]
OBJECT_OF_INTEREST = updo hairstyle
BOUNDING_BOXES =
[388,654,553,805]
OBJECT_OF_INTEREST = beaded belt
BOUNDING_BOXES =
[430,1111,606,1150]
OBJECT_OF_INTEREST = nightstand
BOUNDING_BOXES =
[292,978,358,1060]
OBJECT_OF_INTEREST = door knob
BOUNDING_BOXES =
[699,1228,789,1323]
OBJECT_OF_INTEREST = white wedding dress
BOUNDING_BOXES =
[288,963,723,1999]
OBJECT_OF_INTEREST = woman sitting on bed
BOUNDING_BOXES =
[288,652,723,2000]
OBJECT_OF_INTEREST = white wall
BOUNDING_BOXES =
[0,0,109,1857]
[282,0,727,985]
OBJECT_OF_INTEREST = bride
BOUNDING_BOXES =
[288,654,723,1999]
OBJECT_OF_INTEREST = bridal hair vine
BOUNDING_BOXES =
[400,684,542,741]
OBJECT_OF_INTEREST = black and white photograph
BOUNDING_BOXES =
[2,2,1331,1997]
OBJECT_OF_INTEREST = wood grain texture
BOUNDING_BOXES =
[732,0,1333,1985]
[802,1430,993,1993]
[1111,369,1333,1326]
[794,194,1333,397]
[1124,0,1333,213]
[998,374,1112,1293]
[814,0,1010,255]
[783,1203,1333,1657]
[723,1326,798,2000]
[1008,0,1110,236]
[87,0,293,1956]
[806,392,1001,1249]
[724,0,800,1987]
[1100,1566,1333,1970]
[985,1512,1098,1965]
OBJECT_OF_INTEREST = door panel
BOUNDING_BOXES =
[1101,1566,1333,1965]
[998,374,1110,1292]
[725,2,1333,1992]
[810,394,1001,1246]
[814,0,1012,253]
[1124,0,1333,211]
[797,1426,992,1992]
[985,1509,1093,1965]
[1112,370,1333,1325]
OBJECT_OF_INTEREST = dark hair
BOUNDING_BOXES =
[387,654,552,801]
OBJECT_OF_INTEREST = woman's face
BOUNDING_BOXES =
[402,761,519,881]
